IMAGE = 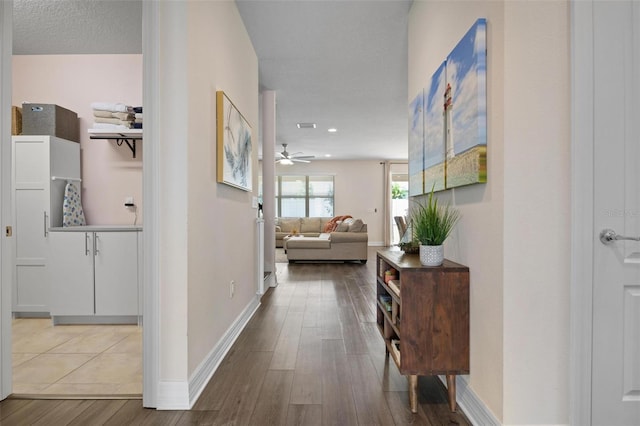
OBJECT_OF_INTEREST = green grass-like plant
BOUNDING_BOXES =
[411,189,461,246]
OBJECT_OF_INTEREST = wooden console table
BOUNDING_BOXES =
[375,249,469,413]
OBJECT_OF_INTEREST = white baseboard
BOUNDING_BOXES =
[159,296,260,409]
[438,375,500,426]
[264,271,276,288]
[186,295,261,408]
[368,241,385,247]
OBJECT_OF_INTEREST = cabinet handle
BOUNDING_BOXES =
[94,234,100,256]
[43,211,48,237]
[85,233,90,256]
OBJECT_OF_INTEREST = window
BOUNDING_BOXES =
[276,175,334,217]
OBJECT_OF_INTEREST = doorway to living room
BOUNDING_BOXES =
[388,163,409,246]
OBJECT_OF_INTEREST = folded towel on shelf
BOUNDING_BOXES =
[62,182,86,227]
[91,102,130,113]
[112,112,134,121]
[93,110,114,118]
[92,123,132,131]
[133,106,143,113]
[94,117,133,127]
[132,123,143,129]
[135,113,143,119]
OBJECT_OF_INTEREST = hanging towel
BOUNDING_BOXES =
[62,182,86,227]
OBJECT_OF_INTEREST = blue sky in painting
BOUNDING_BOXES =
[408,90,424,194]
[424,61,446,168]
[446,18,487,155]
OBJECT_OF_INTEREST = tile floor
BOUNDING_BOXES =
[12,318,142,397]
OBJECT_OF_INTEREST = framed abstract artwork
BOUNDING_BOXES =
[216,91,253,191]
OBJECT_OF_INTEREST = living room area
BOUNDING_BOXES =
[265,161,408,264]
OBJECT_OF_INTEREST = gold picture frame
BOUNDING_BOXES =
[216,91,252,191]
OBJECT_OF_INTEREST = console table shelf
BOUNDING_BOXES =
[375,249,470,413]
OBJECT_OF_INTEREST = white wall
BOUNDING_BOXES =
[275,160,386,245]
[155,0,259,388]
[502,2,570,423]
[409,1,570,424]
[185,1,258,376]
[13,55,143,225]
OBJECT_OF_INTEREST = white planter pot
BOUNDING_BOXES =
[419,244,444,266]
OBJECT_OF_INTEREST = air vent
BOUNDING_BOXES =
[296,123,316,129]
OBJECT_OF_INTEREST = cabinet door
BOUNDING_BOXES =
[94,232,139,316]
[48,232,94,315]
[13,137,50,312]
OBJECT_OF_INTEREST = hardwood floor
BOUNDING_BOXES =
[0,247,471,425]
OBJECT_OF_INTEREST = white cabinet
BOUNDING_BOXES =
[94,232,139,316]
[48,229,141,322]
[11,135,80,313]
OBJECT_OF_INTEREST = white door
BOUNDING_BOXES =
[592,1,640,424]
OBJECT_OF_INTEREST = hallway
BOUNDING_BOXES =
[0,247,469,425]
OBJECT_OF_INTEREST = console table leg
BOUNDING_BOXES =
[409,375,418,413]
[446,374,457,412]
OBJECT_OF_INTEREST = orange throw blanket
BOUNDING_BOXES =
[322,215,352,233]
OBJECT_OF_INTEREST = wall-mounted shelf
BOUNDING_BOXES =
[88,129,142,158]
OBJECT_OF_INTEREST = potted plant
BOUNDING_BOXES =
[410,188,460,266]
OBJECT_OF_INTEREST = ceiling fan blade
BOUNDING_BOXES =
[292,159,311,163]
[290,155,315,160]
[277,152,286,158]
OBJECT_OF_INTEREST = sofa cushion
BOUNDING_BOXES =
[279,218,300,233]
[348,218,365,232]
[330,231,368,243]
[286,235,331,249]
[300,217,321,233]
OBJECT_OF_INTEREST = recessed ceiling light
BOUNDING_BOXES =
[328,128,337,133]
[325,154,332,157]
[297,123,316,129]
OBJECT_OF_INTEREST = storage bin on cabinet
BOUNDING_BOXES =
[375,249,470,413]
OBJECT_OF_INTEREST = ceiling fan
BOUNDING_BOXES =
[276,143,315,165]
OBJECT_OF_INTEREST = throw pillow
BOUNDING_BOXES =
[348,219,364,232]
[335,220,349,232]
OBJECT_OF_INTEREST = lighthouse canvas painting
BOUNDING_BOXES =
[424,61,447,192]
[409,90,425,195]
[444,18,487,188]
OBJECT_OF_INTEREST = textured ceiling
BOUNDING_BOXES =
[13,0,142,55]
[237,0,411,161]
[12,0,410,161]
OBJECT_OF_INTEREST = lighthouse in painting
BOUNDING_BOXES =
[444,83,454,160]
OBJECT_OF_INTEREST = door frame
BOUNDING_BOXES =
[0,1,160,407]
[0,0,14,399]
[141,0,159,408]
[570,0,595,423]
